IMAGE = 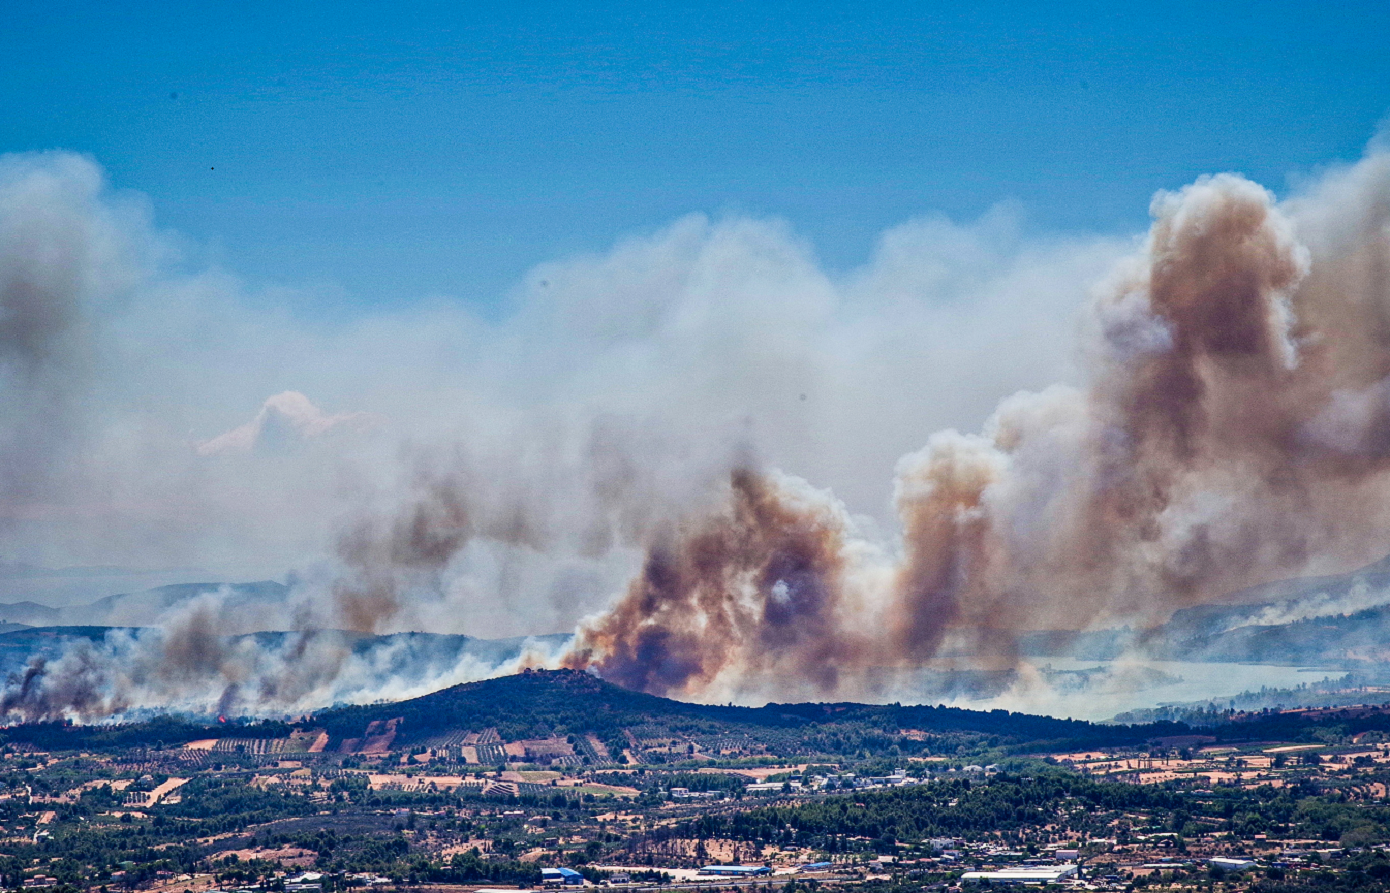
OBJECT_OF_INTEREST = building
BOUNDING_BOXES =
[698,865,772,877]
[543,867,585,886]
[960,864,1079,885]
[286,871,324,893]
[669,787,721,800]
[1208,857,1256,872]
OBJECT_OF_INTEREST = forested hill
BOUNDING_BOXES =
[311,668,1182,754]
[10,668,1390,759]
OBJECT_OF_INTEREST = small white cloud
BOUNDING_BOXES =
[196,391,377,456]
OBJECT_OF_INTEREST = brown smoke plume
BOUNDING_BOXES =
[332,474,475,634]
[562,468,867,696]
[568,168,1390,698]
[331,453,549,634]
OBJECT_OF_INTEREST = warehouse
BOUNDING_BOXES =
[960,865,1079,885]
[698,866,772,877]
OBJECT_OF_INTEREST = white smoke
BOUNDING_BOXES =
[1230,580,1390,630]
[0,151,1122,637]
[0,584,572,722]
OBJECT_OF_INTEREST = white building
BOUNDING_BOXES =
[1208,857,1256,871]
[960,864,1079,885]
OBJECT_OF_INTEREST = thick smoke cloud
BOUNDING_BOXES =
[0,154,145,505]
[1,146,1389,720]
[562,469,871,695]
[567,161,1390,702]
[0,152,1107,622]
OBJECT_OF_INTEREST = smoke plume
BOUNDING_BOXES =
[562,468,871,695]
[0,153,142,505]
[2,147,1390,720]
[566,163,1390,700]
[0,586,568,722]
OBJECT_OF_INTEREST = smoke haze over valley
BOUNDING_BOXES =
[3,137,1390,722]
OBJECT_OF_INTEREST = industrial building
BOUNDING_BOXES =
[960,864,1079,885]
[698,865,772,877]
[542,867,585,886]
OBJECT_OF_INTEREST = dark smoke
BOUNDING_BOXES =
[0,155,133,503]
[330,452,556,634]
[568,169,1390,699]
[0,654,115,721]
[333,474,475,634]
[562,468,862,696]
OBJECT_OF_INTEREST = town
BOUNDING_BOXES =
[3,671,1390,893]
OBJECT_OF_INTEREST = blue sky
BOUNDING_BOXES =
[4,2,1388,313]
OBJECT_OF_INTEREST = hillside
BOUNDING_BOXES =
[0,666,1170,757]
[312,667,1167,758]
[300,669,1390,761]
[0,599,60,626]
[14,666,1390,767]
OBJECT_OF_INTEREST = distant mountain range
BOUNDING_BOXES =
[0,624,571,698]
[1022,554,1390,667]
[0,602,54,626]
[10,554,1390,654]
[3,553,1390,721]
[0,580,290,627]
